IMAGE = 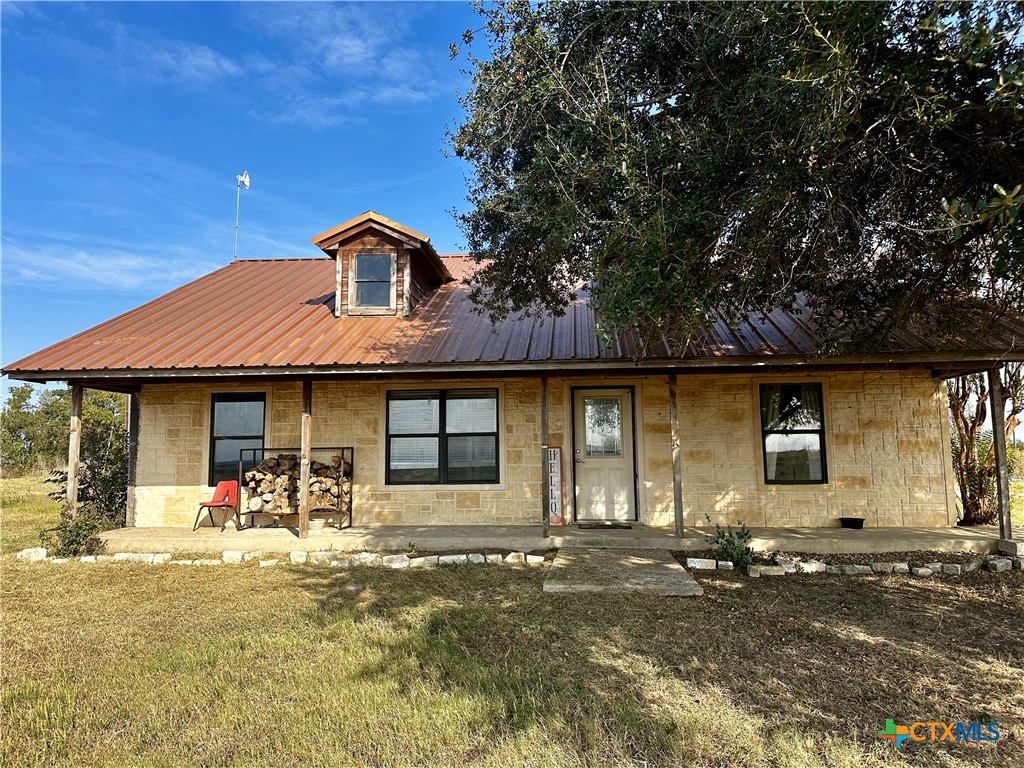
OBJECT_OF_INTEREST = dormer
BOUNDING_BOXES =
[310,211,452,318]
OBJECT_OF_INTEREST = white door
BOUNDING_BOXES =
[573,388,635,521]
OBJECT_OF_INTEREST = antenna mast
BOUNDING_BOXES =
[233,170,250,260]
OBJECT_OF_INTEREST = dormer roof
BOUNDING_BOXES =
[310,210,451,282]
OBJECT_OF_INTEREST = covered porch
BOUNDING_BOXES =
[100,522,1012,556]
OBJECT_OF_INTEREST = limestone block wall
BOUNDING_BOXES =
[308,378,543,525]
[133,378,545,527]
[132,369,954,529]
[672,370,955,528]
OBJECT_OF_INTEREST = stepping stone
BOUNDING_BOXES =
[543,549,703,596]
[16,547,47,562]
[685,557,716,570]
[409,556,438,568]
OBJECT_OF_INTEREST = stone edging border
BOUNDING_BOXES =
[13,547,548,568]
[683,555,1024,577]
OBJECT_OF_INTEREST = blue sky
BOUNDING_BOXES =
[1,0,478,377]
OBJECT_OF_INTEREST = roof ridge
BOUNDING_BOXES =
[230,257,331,263]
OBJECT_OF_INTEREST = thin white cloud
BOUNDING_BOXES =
[1,244,221,292]
[127,38,242,85]
[3,2,458,130]
[236,2,454,127]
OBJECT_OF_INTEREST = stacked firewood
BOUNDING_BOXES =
[244,453,352,516]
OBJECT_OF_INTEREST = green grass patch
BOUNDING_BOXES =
[1012,481,1023,527]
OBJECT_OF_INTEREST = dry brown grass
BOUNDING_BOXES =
[2,479,1023,767]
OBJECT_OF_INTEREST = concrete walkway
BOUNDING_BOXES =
[101,523,1006,556]
[543,549,703,596]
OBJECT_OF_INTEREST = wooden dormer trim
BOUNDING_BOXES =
[313,211,452,319]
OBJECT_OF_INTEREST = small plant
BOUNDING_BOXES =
[40,503,107,557]
[704,515,753,567]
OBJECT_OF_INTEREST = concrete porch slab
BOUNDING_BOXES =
[99,523,1006,556]
[543,548,703,596]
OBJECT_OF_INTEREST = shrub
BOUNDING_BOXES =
[704,516,753,566]
[40,505,109,557]
[41,420,128,556]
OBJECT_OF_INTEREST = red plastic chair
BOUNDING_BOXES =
[193,480,240,532]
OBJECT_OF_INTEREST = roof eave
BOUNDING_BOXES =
[6,349,1022,383]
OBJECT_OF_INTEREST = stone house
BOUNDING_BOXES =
[4,211,1022,537]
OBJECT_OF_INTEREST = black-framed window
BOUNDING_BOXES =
[352,253,393,309]
[759,383,827,484]
[386,389,498,484]
[209,393,265,485]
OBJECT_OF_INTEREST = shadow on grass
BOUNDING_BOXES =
[290,561,1024,766]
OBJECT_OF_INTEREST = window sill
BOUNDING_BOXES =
[382,482,505,492]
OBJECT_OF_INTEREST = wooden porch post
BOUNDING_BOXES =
[541,375,550,539]
[988,367,1013,541]
[669,373,684,538]
[298,380,313,539]
[67,384,83,516]
[125,392,141,527]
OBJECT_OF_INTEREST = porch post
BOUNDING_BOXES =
[125,392,141,527]
[988,367,1013,541]
[669,373,684,538]
[67,383,83,516]
[541,375,550,539]
[298,380,312,539]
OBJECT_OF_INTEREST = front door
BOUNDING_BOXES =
[573,388,636,521]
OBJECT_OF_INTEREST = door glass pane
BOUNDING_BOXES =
[446,393,497,433]
[389,396,439,434]
[447,435,498,483]
[212,438,264,484]
[213,398,264,436]
[389,437,439,483]
[354,253,392,280]
[764,433,824,482]
[584,397,622,457]
[355,281,391,308]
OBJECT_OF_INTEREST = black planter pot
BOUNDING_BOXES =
[839,517,865,530]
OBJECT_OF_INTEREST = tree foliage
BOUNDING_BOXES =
[450,1,1024,351]
[2,383,128,554]
[948,363,1022,525]
[1,383,125,474]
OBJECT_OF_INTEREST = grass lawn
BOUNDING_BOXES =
[1,473,59,555]
[1013,481,1023,527]
[3,479,1023,767]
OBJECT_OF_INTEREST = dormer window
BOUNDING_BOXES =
[350,253,396,314]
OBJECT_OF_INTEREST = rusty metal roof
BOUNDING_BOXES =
[5,255,1024,379]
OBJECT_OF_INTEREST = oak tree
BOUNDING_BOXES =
[450,1,1024,351]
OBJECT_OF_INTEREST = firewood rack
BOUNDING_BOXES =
[237,446,354,530]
